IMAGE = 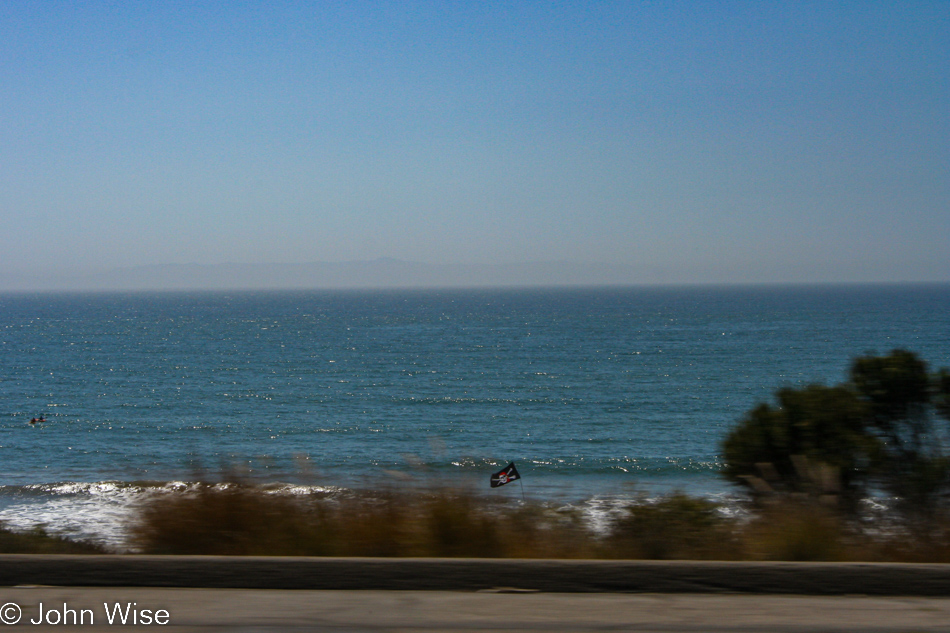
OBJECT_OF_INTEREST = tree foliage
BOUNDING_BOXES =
[852,350,950,516]
[721,350,950,517]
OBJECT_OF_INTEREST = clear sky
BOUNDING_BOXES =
[2,1,948,287]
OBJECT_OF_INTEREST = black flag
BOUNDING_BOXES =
[490,462,521,488]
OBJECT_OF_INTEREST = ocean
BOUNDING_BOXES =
[1,284,949,548]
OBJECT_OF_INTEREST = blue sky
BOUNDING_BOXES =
[2,1,948,286]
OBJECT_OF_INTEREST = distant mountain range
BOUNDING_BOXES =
[1,258,646,291]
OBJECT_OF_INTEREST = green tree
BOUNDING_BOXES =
[851,350,950,518]
[721,350,950,518]
[721,384,876,509]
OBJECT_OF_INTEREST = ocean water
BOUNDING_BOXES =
[1,284,949,548]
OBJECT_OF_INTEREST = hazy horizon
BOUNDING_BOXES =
[3,2,948,289]
[3,257,949,293]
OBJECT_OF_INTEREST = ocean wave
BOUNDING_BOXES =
[0,480,356,551]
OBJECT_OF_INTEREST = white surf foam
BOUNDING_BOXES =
[0,481,349,551]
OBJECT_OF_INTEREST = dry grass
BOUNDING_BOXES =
[603,493,743,560]
[8,478,950,562]
[0,523,108,554]
[125,479,950,561]
[727,501,950,563]
[129,483,593,558]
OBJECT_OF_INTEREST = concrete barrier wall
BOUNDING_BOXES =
[2,555,950,595]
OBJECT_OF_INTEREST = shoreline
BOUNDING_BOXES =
[1,481,926,562]
[0,478,747,553]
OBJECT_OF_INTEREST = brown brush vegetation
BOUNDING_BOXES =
[127,483,950,561]
[0,523,107,554]
[603,493,742,560]
[130,483,592,558]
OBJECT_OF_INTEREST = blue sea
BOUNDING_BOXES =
[1,285,949,548]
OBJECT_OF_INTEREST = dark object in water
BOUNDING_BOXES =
[490,462,521,488]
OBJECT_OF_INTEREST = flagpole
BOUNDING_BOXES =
[519,477,525,503]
